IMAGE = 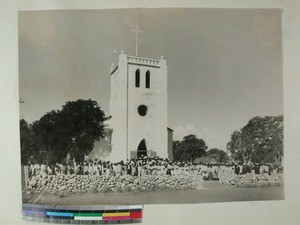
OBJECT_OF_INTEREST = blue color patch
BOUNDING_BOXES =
[46,212,74,217]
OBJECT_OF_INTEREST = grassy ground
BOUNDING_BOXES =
[23,181,284,205]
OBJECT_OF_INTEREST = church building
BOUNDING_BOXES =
[109,52,173,161]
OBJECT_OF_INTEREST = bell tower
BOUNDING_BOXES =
[109,52,168,161]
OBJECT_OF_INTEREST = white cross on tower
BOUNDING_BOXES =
[130,26,143,57]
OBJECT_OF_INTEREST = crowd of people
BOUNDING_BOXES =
[233,163,283,176]
[26,157,283,180]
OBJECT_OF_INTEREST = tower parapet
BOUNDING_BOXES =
[111,54,166,75]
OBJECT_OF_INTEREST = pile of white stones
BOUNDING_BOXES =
[26,174,203,195]
[218,168,236,185]
[219,172,284,188]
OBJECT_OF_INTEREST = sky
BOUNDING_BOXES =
[19,8,283,151]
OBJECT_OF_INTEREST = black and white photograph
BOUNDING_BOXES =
[19,8,284,205]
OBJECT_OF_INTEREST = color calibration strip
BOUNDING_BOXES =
[22,204,142,224]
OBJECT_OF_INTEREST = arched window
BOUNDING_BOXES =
[146,70,150,88]
[135,69,140,87]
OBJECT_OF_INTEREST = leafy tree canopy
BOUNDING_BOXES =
[20,99,108,164]
[173,134,208,162]
[227,116,283,164]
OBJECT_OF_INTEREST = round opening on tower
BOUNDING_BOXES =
[138,105,148,116]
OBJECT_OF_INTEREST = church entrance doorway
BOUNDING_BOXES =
[137,139,147,158]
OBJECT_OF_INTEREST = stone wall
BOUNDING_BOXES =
[219,171,284,188]
[26,174,203,195]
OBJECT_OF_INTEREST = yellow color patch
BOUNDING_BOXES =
[102,212,130,217]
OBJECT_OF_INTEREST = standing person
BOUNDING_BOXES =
[74,162,79,175]
[207,165,213,180]
[114,163,119,176]
[166,163,172,176]
[106,163,111,176]
[246,164,251,174]
[97,161,103,175]
[83,162,89,175]
[230,164,235,176]
[93,162,99,175]
[34,163,40,176]
[278,165,282,174]
[162,162,168,175]
[254,163,260,174]
[273,165,278,175]
[200,164,207,176]
[152,163,157,175]
[147,163,152,175]
[156,163,161,175]
[133,162,138,176]
[40,163,46,174]
[250,164,255,174]
[268,164,274,176]
[125,160,129,175]
[30,163,35,177]
[241,164,247,174]
[110,163,116,176]
[137,161,142,176]
[54,164,61,175]
[173,163,179,176]
[120,161,125,176]
[78,163,84,175]
[102,162,107,176]
[46,164,53,175]
[88,162,94,175]
[61,163,67,175]
[179,164,184,175]
[215,165,221,180]
[117,163,123,176]
[66,163,72,175]
[263,164,269,174]
[237,164,242,175]
[259,164,264,174]
[130,160,135,176]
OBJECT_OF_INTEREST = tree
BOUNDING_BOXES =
[31,110,68,164]
[249,116,283,164]
[227,130,249,163]
[27,99,108,164]
[227,116,283,164]
[206,148,229,163]
[59,99,107,162]
[173,134,208,162]
[20,119,33,164]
